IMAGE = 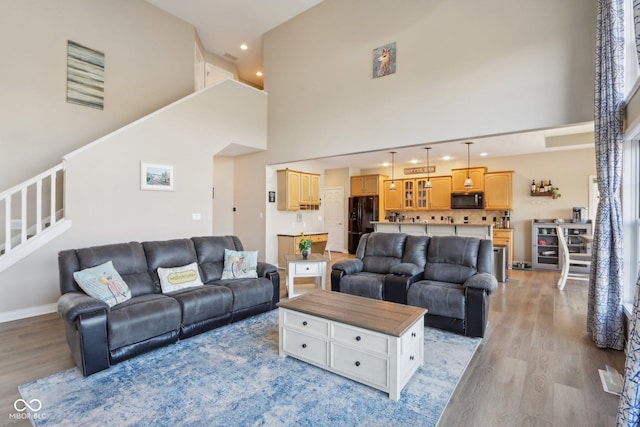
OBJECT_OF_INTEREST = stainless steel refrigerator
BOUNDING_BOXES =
[348,196,379,253]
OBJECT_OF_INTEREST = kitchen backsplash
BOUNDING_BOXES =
[385,209,511,227]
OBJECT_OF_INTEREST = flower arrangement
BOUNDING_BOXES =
[298,232,312,255]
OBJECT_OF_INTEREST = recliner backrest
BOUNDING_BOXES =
[59,242,155,297]
[359,232,407,274]
[423,236,484,284]
[191,235,243,282]
[401,235,430,268]
[142,239,199,291]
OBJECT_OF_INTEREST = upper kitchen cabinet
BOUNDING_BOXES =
[451,167,486,193]
[428,176,452,210]
[351,174,387,196]
[484,171,513,210]
[383,180,403,210]
[277,169,320,211]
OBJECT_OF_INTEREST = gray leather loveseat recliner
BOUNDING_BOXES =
[57,236,279,376]
[331,232,497,337]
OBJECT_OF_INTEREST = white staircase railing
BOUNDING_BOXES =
[0,162,70,271]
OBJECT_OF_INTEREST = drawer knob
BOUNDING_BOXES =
[302,343,307,349]
[410,355,415,361]
[355,336,361,341]
[305,267,309,270]
[411,332,417,337]
[302,321,308,326]
[355,361,361,367]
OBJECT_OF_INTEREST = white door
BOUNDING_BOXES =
[206,63,234,87]
[324,187,345,253]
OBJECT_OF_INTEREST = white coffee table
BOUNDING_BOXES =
[284,254,328,297]
[278,290,426,400]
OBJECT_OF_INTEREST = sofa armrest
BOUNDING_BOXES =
[257,261,278,277]
[331,259,363,275]
[383,271,424,304]
[57,292,109,322]
[464,273,498,295]
[389,263,422,276]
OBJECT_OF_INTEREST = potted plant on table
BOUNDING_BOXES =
[298,233,312,259]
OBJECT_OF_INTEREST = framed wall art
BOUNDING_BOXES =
[67,40,105,110]
[372,42,396,79]
[141,162,174,191]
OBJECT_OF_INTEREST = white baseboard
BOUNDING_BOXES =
[0,303,57,323]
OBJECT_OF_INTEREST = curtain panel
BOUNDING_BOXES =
[589,0,625,351]
[618,3,640,426]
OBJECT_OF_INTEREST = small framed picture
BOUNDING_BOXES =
[141,162,174,191]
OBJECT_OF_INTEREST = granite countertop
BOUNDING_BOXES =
[277,231,328,236]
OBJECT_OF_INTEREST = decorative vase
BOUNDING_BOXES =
[302,250,308,259]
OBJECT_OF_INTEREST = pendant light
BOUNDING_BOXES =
[464,141,474,189]
[389,151,397,191]
[424,147,433,189]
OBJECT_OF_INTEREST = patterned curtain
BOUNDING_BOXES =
[588,0,625,351]
[618,3,640,425]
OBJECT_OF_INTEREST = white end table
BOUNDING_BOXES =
[284,253,328,298]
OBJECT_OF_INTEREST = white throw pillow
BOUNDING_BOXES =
[158,262,204,293]
[221,249,258,279]
[73,261,132,307]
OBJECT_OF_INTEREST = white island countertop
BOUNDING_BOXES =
[371,222,495,239]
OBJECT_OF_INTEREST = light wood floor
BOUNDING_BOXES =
[0,254,625,426]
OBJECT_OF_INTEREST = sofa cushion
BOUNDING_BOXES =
[192,236,241,282]
[143,239,199,291]
[221,249,258,279]
[75,242,154,297]
[340,272,386,300]
[407,280,465,320]
[361,233,407,274]
[213,277,273,311]
[168,284,233,325]
[401,235,430,268]
[107,294,181,350]
[424,236,480,284]
[158,262,204,293]
[73,261,132,307]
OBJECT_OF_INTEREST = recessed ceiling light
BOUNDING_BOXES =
[240,44,248,50]
[410,159,418,164]
[480,152,488,157]
[442,156,452,161]
[383,162,390,167]
[256,71,263,77]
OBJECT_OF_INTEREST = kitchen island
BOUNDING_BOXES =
[372,222,494,239]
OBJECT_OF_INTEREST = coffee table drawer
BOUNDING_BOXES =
[331,343,388,389]
[400,320,423,380]
[283,328,328,367]
[283,311,329,337]
[332,323,389,356]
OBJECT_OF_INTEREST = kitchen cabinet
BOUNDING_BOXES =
[531,221,592,271]
[428,176,452,210]
[383,180,403,210]
[493,228,514,267]
[484,171,513,210]
[351,174,386,196]
[277,169,301,211]
[451,167,486,193]
[300,173,320,206]
[277,169,319,211]
[402,180,414,209]
[277,233,328,268]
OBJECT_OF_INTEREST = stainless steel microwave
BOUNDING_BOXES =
[451,192,484,209]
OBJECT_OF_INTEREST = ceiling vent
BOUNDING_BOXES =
[223,53,238,62]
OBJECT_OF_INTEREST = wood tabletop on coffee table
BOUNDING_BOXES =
[277,290,426,337]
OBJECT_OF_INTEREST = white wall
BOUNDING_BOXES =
[0,0,196,190]
[0,80,267,318]
[262,0,596,165]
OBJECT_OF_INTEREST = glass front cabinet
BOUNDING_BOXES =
[531,220,592,272]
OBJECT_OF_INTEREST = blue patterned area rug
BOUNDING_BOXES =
[19,309,480,427]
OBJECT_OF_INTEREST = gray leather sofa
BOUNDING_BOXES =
[57,236,279,376]
[331,232,497,337]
